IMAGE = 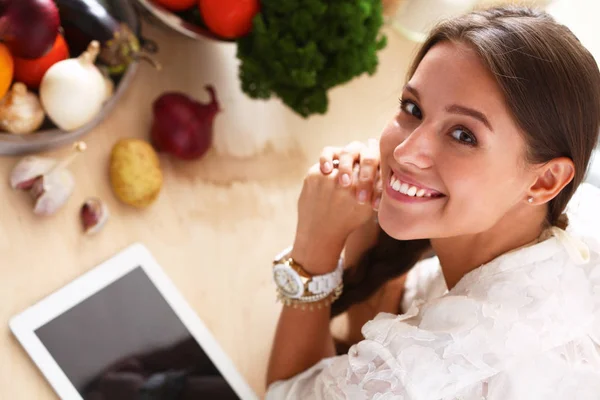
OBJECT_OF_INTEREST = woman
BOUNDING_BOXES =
[266,5,600,400]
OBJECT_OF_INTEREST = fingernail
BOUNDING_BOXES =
[357,190,367,203]
[360,169,370,181]
[323,162,332,173]
[373,197,381,210]
[341,174,351,187]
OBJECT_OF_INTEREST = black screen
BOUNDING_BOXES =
[35,267,240,400]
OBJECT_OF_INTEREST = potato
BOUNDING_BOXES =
[109,139,163,208]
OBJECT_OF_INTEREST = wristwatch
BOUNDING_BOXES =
[272,246,344,300]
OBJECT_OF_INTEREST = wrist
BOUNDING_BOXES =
[291,237,344,275]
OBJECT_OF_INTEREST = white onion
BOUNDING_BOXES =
[40,41,106,131]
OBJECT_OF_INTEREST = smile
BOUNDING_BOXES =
[388,173,445,199]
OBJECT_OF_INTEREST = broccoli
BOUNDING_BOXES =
[236,0,387,118]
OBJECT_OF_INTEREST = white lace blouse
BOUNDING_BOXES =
[266,183,600,400]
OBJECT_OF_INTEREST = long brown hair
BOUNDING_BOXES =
[332,5,600,318]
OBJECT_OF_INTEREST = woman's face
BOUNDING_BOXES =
[378,41,537,240]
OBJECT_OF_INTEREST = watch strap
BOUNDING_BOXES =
[307,257,343,295]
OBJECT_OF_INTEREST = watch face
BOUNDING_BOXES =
[273,265,304,299]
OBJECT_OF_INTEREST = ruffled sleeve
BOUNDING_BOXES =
[265,296,499,399]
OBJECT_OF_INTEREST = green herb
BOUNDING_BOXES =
[236,0,387,118]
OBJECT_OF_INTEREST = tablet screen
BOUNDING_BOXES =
[34,266,240,400]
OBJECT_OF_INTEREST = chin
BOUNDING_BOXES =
[377,203,430,241]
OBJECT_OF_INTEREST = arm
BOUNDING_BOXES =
[267,141,381,387]
[266,242,341,386]
[267,212,384,385]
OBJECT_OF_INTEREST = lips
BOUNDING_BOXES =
[388,171,445,198]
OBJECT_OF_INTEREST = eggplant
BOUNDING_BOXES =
[55,0,158,75]
[94,0,141,36]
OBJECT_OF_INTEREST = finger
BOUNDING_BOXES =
[338,141,362,187]
[319,146,340,174]
[356,139,380,204]
[308,162,339,180]
[372,169,383,210]
[359,139,379,183]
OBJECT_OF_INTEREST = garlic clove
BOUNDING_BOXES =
[80,197,109,235]
[32,168,75,216]
[9,156,57,189]
[0,82,46,134]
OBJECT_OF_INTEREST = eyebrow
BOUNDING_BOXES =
[446,105,493,132]
[404,84,420,100]
[403,84,494,132]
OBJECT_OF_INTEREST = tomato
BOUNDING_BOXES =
[0,43,14,99]
[13,33,69,89]
[154,0,196,12]
[199,0,260,39]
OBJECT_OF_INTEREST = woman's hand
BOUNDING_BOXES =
[320,139,382,210]
[291,139,381,275]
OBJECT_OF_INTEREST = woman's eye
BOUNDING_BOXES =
[451,128,477,146]
[400,99,422,119]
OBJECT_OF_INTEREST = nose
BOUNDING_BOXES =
[393,123,435,170]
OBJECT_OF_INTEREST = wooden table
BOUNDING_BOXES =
[0,19,417,399]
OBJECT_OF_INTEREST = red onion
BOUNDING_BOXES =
[0,0,60,59]
[151,86,221,160]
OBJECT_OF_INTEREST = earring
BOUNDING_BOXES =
[528,196,534,204]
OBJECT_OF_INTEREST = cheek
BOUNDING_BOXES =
[442,155,526,216]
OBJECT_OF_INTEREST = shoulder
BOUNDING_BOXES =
[358,232,600,395]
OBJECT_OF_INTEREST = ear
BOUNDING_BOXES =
[528,157,575,204]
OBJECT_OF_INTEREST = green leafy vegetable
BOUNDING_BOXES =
[236,0,387,118]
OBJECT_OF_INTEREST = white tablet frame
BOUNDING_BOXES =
[9,242,257,400]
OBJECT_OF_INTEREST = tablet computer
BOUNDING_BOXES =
[9,243,257,400]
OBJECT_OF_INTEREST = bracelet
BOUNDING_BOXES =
[276,283,344,311]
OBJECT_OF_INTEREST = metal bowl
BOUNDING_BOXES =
[0,0,151,156]
[133,0,234,42]
[0,62,139,156]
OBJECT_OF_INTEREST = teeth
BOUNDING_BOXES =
[390,174,435,198]
[399,183,409,194]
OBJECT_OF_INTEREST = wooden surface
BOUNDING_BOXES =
[0,19,417,399]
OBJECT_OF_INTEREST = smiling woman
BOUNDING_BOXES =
[265,5,600,400]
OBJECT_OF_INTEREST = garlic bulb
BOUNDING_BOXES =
[39,41,106,131]
[9,156,57,189]
[10,141,87,216]
[30,167,76,216]
[0,82,45,134]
